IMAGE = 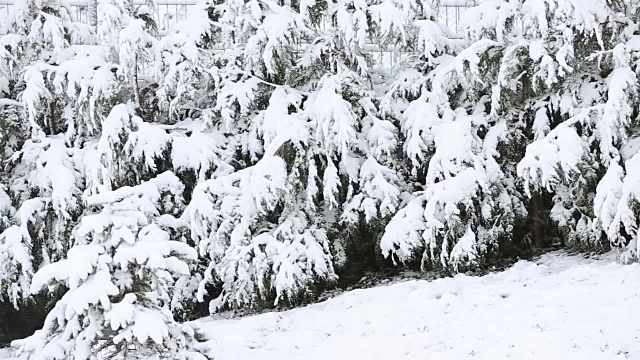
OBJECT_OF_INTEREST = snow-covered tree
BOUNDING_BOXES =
[154,2,218,121]
[97,0,158,110]
[378,0,527,271]
[0,0,211,351]
[185,87,338,311]
[0,137,84,307]
[0,0,102,308]
[166,0,411,310]
[11,171,205,360]
[506,0,640,252]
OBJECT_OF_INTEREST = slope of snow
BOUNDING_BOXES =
[195,251,640,360]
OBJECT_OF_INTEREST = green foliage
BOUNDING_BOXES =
[331,216,398,287]
[0,289,64,347]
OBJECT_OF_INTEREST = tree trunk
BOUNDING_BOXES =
[530,193,546,249]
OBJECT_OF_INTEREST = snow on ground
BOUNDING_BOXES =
[195,251,640,360]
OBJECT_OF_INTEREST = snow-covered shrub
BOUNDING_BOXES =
[0,0,207,352]
[172,0,411,310]
[97,0,158,111]
[185,89,337,312]
[512,0,640,253]
[11,173,206,360]
[155,2,218,121]
[0,0,124,307]
[379,1,527,271]
[0,1,107,343]
[0,137,85,306]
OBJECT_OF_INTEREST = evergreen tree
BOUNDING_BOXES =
[0,0,98,309]
[505,0,640,253]
[379,0,526,271]
[0,1,205,357]
[175,0,411,311]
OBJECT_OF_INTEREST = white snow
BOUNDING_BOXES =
[194,252,640,360]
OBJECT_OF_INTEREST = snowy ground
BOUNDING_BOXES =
[195,251,640,360]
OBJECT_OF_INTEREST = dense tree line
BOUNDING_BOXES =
[1,0,640,358]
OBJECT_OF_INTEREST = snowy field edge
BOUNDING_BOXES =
[191,251,640,360]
